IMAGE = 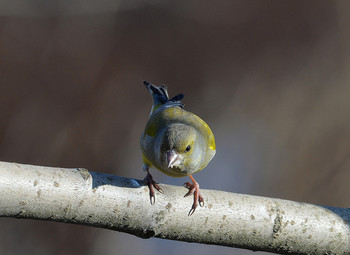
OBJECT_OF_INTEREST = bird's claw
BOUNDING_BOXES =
[150,194,155,205]
[183,179,204,216]
[198,195,205,207]
[188,207,196,216]
[183,182,193,197]
[144,172,163,205]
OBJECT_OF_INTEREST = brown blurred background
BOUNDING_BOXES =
[1,1,350,254]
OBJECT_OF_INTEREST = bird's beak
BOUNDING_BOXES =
[167,150,180,168]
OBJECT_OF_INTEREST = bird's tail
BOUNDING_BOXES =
[143,80,184,114]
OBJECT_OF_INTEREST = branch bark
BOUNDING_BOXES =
[0,161,349,254]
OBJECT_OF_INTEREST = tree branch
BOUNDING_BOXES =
[0,161,349,254]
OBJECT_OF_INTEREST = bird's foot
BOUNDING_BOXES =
[183,175,204,216]
[144,171,163,205]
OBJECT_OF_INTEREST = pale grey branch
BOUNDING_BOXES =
[0,161,349,254]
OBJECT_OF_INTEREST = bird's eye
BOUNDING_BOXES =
[185,145,191,152]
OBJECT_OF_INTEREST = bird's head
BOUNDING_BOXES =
[161,123,202,174]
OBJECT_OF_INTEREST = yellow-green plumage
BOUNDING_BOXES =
[140,80,215,214]
[140,84,216,177]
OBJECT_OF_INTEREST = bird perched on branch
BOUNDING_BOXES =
[140,81,216,215]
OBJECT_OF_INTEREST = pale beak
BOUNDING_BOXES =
[167,150,180,168]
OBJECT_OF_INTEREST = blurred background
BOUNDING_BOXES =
[1,0,350,254]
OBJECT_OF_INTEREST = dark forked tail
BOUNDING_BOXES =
[143,80,185,108]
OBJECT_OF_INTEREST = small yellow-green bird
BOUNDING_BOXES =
[140,81,216,215]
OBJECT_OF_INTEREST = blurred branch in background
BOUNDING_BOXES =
[1,161,349,255]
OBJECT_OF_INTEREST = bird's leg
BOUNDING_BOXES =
[183,175,204,215]
[143,164,163,205]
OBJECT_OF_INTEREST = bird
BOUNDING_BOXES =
[140,80,216,215]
